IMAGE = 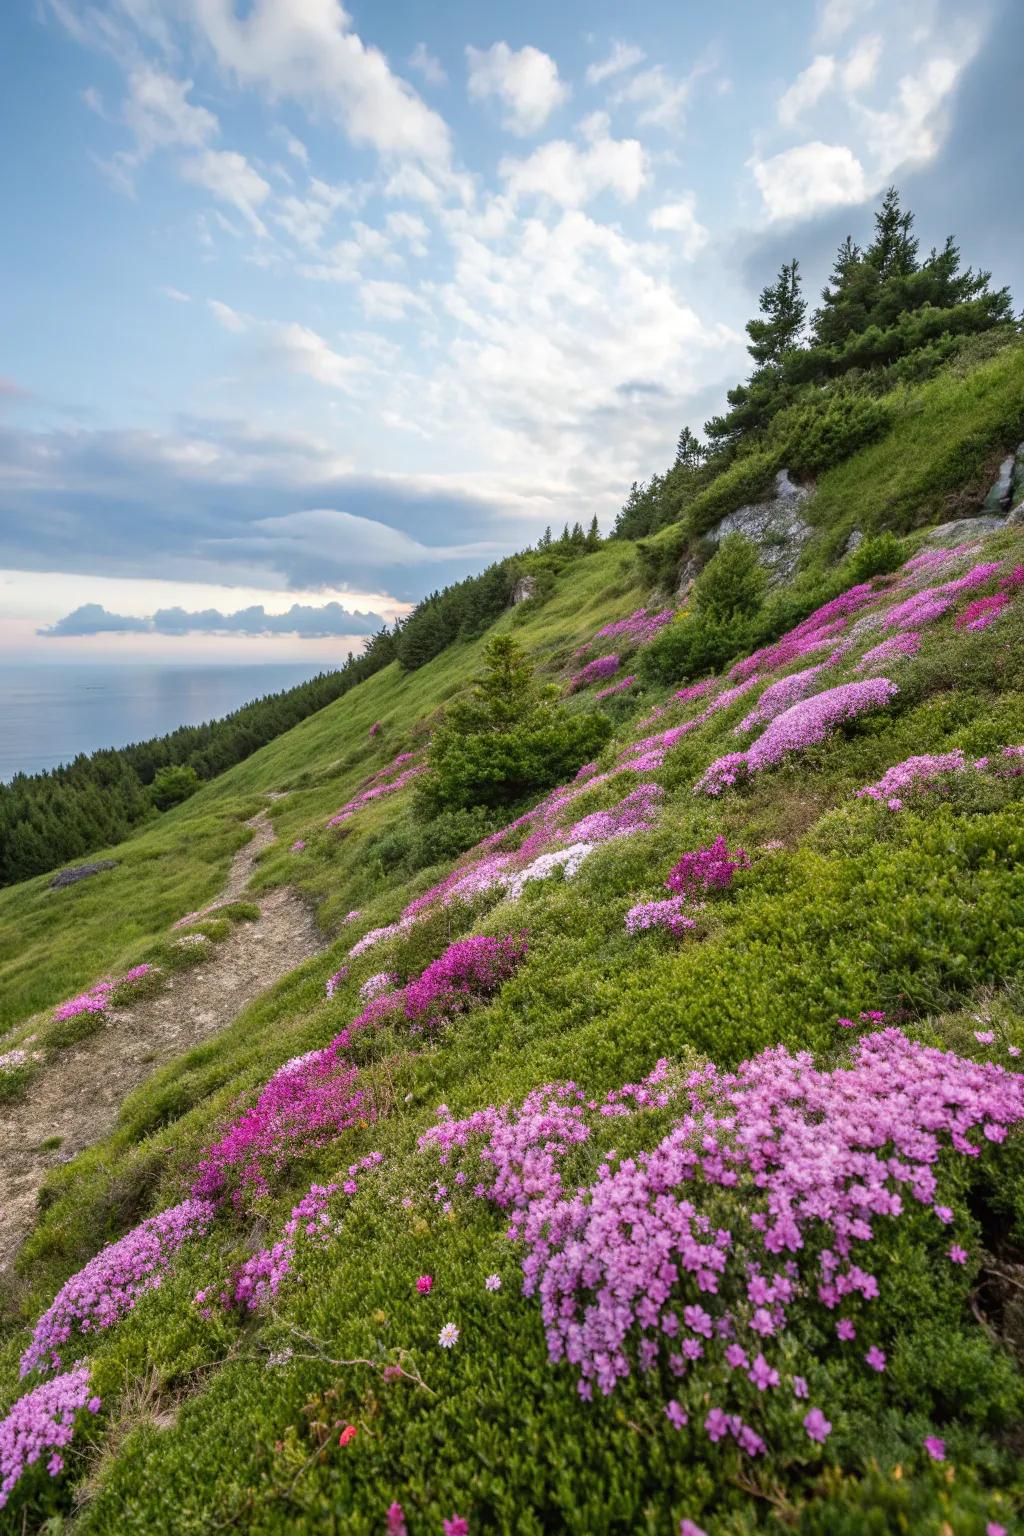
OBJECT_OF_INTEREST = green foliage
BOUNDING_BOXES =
[692,533,768,624]
[844,532,908,583]
[150,764,201,811]
[418,635,613,812]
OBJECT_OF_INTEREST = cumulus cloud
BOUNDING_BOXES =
[610,63,698,129]
[409,42,447,87]
[40,600,386,639]
[842,34,882,92]
[207,301,370,390]
[858,55,963,172]
[751,141,868,221]
[585,42,645,87]
[648,193,710,259]
[778,55,837,126]
[466,41,569,135]
[190,0,452,166]
[499,131,647,207]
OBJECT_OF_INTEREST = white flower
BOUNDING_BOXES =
[484,1274,502,1292]
[438,1322,460,1349]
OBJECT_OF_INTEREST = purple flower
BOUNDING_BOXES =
[704,1407,730,1443]
[792,1376,809,1399]
[948,1244,968,1265]
[803,1407,831,1443]
[0,1365,98,1509]
[836,1319,856,1341]
[865,1347,886,1372]
[924,1435,945,1461]
[748,1353,779,1391]
[664,1400,688,1430]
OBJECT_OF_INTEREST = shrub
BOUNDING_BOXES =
[692,534,768,626]
[419,637,612,814]
[150,764,200,811]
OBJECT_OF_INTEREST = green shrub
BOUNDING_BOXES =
[151,764,201,811]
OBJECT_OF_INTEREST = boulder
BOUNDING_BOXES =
[511,575,537,605]
[708,468,813,583]
[981,453,1017,516]
[925,516,1009,544]
[49,860,118,890]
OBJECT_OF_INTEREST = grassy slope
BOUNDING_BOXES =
[0,545,641,1034]
[2,381,1024,1532]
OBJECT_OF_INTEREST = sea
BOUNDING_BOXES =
[0,663,331,781]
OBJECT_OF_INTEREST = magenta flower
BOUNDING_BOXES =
[0,1365,99,1508]
[386,1502,408,1535]
[680,1522,709,1536]
[443,1516,469,1536]
[836,1319,856,1341]
[704,1407,730,1442]
[865,1346,886,1372]
[792,1377,809,1399]
[924,1435,945,1461]
[803,1407,831,1443]
[664,1400,688,1430]
[948,1245,968,1265]
[416,1275,433,1294]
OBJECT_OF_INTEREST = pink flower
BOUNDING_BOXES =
[836,1319,856,1341]
[865,1347,886,1372]
[924,1436,945,1461]
[338,1424,357,1446]
[948,1245,968,1265]
[803,1407,831,1443]
[704,1407,730,1442]
[443,1517,469,1536]
[792,1376,809,1399]
[665,1400,688,1430]
[975,1030,995,1044]
[386,1503,408,1536]
[680,1523,709,1536]
[416,1275,433,1294]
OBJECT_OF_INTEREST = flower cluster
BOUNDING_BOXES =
[191,1038,368,1203]
[421,1028,1024,1459]
[0,1047,29,1075]
[624,897,696,937]
[20,1200,214,1377]
[349,917,418,958]
[665,836,749,899]
[326,756,424,828]
[591,607,676,649]
[593,675,637,701]
[956,593,1010,631]
[51,964,153,1024]
[361,934,528,1034]
[735,664,832,733]
[854,632,922,672]
[325,967,349,998]
[224,1158,383,1312]
[695,679,899,795]
[568,654,620,691]
[359,971,398,1003]
[0,1365,100,1509]
[855,744,1024,809]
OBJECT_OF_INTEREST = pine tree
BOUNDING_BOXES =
[865,187,918,279]
[674,426,705,469]
[585,515,601,549]
[745,259,806,366]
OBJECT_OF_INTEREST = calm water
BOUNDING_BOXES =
[0,664,330,780]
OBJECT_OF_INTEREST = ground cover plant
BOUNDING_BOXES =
[1,423,1024,1530]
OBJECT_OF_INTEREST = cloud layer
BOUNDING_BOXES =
[40,599,386,639]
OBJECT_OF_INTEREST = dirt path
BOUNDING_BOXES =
[0,808,324,1275]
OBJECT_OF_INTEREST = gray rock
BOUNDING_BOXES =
[844,528,864,555]
[49,860,118,890]
[511,575,537,605]
[708,468,813,583]
[982,453,1016,515]
[1010,441,1024,509]
[924,516,1007,544]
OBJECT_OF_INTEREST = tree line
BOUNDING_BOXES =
[1,523,604,885]
[614,188,1018,539]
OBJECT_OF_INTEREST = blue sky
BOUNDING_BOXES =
[0,0,1020,663]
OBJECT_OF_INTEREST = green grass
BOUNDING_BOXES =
[2,472,1024,1530]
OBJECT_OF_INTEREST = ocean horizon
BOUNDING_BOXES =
[0,661,334,781]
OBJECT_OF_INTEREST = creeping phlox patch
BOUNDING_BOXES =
[855,745,1024,810]
[420,1028,1024,1459]
[326,752,424,829]
[0,1365,101,1509]
[20,1200,215,1378]
[626,836,749,938]
[51,964,153,1023]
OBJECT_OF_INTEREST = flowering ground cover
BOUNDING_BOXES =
[1,515,1024,1534]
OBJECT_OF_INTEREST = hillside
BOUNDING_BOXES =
[2,347,1024,1533]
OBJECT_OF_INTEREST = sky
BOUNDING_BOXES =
[0,0,1020,665]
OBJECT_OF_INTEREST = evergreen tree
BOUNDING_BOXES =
[675,426,705,469]
[745,259,806,365]
[585,515,601,549]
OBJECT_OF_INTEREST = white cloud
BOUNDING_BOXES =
[499,132,647,208]
[585,42,645,87]
[280,130,309,165]
[159,285,191,302]
[778,55,836,126]
[751,141,868,221]
[208,298,247,332]
[123,67,219,154]
[611,64,695,129]
[191,0,452,166]
[841,34,882,92]
[385,210,430,255]
[409,41,446,87]
[181,148,272,235]
[858,55,962,172]
[466,41,569,136]
[272,178,357,249]
[815,0,876,46]
[358,280,429,321]
[648,193,710,260]
[209,302,371,391]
